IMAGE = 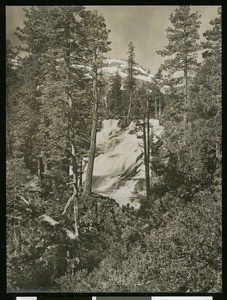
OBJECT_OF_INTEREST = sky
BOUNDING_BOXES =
[6,5,220,73]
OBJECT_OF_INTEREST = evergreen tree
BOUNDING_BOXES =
[133,83,153,204]
[6,40,18,157]
[7,7,93,278]
[126,42,137,120]
[151,68,165,119]
[7,54,42,171]
[81,10,111,195]
[150,6,203,203]
[189,7,222,202]
[157,5,201,123]
[202,7,221,60]
[108,71,122,116]
[203,7,221,162]
[152,6,221,204]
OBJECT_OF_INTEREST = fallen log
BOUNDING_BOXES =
[38,214,77,240]
[15,193,77,241]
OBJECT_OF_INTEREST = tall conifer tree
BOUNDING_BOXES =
[126,42,137,120]
[157,6,201,123]
[81,10,111,195]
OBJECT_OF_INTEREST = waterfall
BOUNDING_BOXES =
[91,119,163,208]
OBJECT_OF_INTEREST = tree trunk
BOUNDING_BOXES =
[154,92,157,118]
[83,55,99,195]
[146,98,151,182]
[183,57,188,125]
[64,27,80,239]
[127,89,133,120]
[68,95,79,239]
[37,156,43,183]
[71,141,79,238]
[79,156,83,191]
[159,97,162,119]
[146,96,151,194]
[143,119,150,202]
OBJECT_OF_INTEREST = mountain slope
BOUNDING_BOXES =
[103,58,153,82]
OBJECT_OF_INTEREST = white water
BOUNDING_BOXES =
[91,119,163,208]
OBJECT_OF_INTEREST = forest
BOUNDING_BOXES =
[6,6,221,292]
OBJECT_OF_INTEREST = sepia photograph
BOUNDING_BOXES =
[6,5,222,293]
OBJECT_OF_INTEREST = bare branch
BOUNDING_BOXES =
[62,193,77,216]
[39,214,76,240]
[15,193,30,206]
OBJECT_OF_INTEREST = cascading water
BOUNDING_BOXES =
[90,119,163,208]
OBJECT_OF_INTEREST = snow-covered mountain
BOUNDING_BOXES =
[73,58,153,83]
[103,58,153,82]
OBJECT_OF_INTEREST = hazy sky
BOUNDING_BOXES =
[6,5,220,73]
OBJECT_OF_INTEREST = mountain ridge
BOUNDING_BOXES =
[103,58,153,82]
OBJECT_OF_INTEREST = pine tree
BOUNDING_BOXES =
[11,7,91,268]
[126,42,137,120]
[157,6,201,123]
[151,6,203,203]
[202,7,221,60]
[81,10,111,195]
[108,71,122,116]
[15,7,89,164]
[152,6,221,203]
[189,7,222,202]
[7,54,42,171]
[203,7,221,162]
[133,83,153,203]
[151,68,165,119]
[6,40,18,157]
